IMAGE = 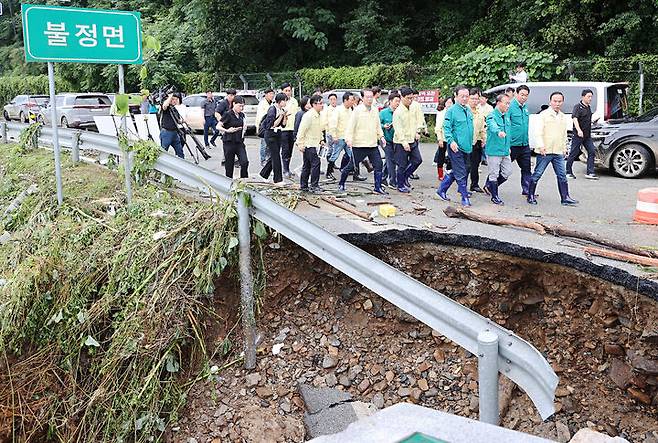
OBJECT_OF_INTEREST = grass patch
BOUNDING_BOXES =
[0,146,279,441]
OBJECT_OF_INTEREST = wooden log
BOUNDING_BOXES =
[443,206,547,235]
[443,205,658,259]
[546,225,657,259]
[321,196,372,221]
[584,247,658,268]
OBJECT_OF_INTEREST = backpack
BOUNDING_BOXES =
[258,105,275,138]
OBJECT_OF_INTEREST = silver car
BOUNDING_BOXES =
[3,94,49,122]
[39,93,112,129]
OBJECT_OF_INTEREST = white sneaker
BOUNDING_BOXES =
[584,174,599,180]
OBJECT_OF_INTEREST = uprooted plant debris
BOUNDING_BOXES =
[0,147,298,442]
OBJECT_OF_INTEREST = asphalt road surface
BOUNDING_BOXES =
[183,135,657,250]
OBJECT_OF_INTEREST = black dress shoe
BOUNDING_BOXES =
[353,175,367,182]
[471,186,485,193]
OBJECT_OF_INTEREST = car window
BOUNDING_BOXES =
[31,97,49,106]
[607,86,628,120]
[14,95,27,105]
[240,95,259,106]
[75,96,111,106]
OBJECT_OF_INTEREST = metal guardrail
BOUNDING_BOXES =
[1,121,558,422]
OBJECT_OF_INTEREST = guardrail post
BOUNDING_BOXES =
[71,131,81,163]
[477,330,500,425]
[0,122,6,144]
[237,191,257,370]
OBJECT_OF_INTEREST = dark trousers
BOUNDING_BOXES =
[447,148,471,197]
[160,129,184,158]
[393,142,422,187]
[510,145,532,194]
[469,140,483,189]
[566,135,596,175]
[384,141,397,186]
[280,130,294,173]
[433,142,447,166]
[203,116,219,146]
[223,141,249,179]
[300,147,321,189]
[260,133,283,183]
[340,147,383,186]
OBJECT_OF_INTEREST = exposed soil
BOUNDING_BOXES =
[169,237,658,443]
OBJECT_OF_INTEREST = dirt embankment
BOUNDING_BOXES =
[171,238,658,443]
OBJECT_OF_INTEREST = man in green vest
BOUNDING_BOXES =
[483,94,512,205]
[436,85,474,206]
[508,85,532,195]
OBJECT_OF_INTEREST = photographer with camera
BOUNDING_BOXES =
[159,92,185,158]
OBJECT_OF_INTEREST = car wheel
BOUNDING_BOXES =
[611,143,652,178]
[19,112,26,123]
[2,111,9,121]
[61,116,69,128]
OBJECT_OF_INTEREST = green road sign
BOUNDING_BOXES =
[22,4,142,64]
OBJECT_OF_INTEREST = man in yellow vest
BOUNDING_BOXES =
[296,95,325,194]
[339,88,387,194]
[527,91,578,206]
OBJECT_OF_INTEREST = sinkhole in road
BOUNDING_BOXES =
[172,232,658,443]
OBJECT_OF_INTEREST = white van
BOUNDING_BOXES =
[484,82,629,150]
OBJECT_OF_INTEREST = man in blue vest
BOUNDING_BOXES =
[508,85,532,195]
[436,85,474,206]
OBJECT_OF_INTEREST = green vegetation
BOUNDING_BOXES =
[2,0,658,95]
[0,147,277,441]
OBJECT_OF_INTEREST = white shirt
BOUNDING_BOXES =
[510,70,528,83]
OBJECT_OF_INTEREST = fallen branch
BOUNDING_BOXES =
[443,206,657,259]
[443,206,547,235]
[2,184,38,218]
[584,247,658,268]
[321,196,372,221]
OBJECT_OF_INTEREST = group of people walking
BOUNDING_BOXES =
[436,84,585,207]
[172,80,597,208]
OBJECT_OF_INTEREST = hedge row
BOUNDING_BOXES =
[2,48,655,116]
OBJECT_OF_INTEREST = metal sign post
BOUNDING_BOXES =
[47,62,64,206]
[117,64,133,205]
[22,4,142,205]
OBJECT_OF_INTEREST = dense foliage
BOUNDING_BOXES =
[0,1,657,114]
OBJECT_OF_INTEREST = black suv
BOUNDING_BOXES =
[591,108,658,178]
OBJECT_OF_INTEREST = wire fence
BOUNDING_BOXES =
[188,59,658,115]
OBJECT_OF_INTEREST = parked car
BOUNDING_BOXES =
[590,107,658,178]
[182,90,259,133]
[484,82,629,150]
[106,93,142,114]
[39,93,112,129]
[3,94,49,122]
